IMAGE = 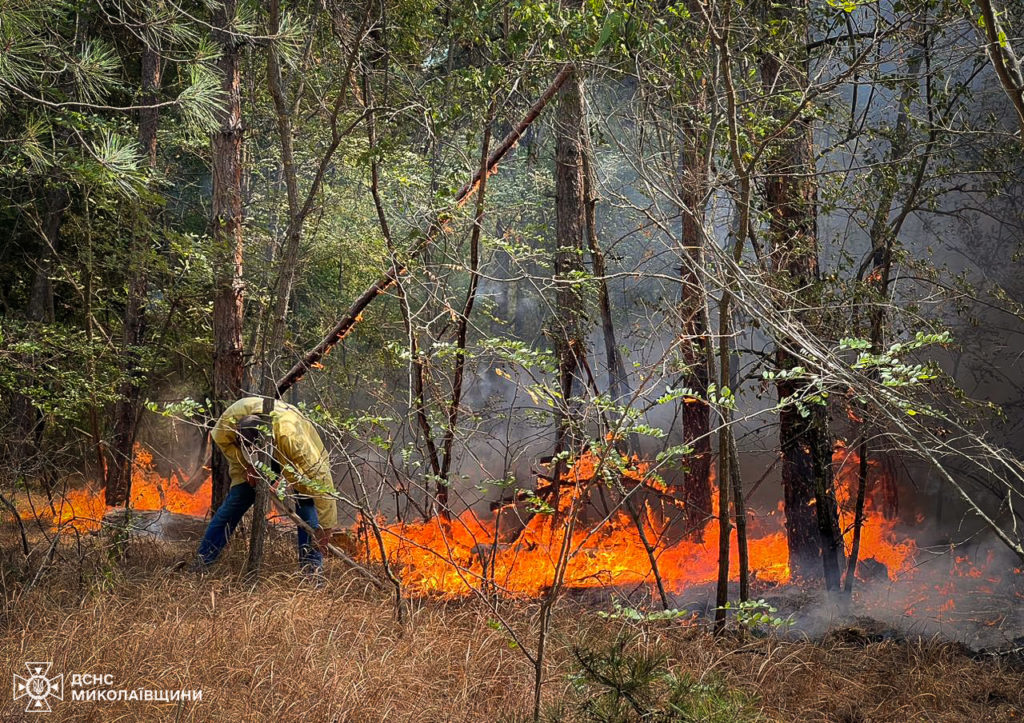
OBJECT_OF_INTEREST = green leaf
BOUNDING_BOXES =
[594,11,620,53]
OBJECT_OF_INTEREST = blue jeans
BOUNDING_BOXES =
[197,484,323,571]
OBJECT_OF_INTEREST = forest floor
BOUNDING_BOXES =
[1,529,1022,722]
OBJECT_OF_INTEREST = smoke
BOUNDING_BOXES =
[764,537,1024,651]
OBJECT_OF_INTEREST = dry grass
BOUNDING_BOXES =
[1,531,1021,722]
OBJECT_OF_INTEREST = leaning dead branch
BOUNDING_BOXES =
[275,63,575,397]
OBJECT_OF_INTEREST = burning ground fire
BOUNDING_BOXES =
[23,443,1022,637]
[24,444,922,593]
[358,444,918,598]
[24,445,211,532]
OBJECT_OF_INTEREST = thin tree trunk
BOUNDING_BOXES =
[105,39,161,507]
[580,117,629,403]
[210,0,246,513]
[439,102,495,515]
[0,490,30,556]
[246,0,365,572]
[532,476,582,723]
[714,327,732,633]
[712,197,742,630]
[247,0,302,577]
[624,497,671,609]
[362,64,443,506]
[83,208,106,483]
[729,428,749,602]
[845,15,928,593]
[844,438,870,594]
[710,16,751,629]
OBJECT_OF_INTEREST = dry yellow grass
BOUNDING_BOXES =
[1,531,1022,722]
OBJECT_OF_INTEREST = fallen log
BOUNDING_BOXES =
[274,63,575,397]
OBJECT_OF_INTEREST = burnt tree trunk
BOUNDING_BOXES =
[550,69,588,501]
[210,0,246,513]
[762,2,842,588]
[105,40,161,507]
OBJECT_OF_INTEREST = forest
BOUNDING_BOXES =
[2,0,1024,720]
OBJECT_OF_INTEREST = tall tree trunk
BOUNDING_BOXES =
[210,0,246,513]
[550,69,588,502]
[762,1,842,589]
[439,103,495,516]
[678,108,713,539]
[247,0,372,569]
[247,0,302,577]
[710,2,754,628]
[105,40,161,507]
[362,58,444,514]
[713,229,740,630]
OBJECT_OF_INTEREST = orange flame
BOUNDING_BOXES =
[361,444,919,598]
[33,442,924,601]
[43,445,211,532]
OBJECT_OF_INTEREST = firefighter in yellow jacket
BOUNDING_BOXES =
[192,396,338,573]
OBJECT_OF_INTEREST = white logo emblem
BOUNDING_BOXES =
[13,662,63,713]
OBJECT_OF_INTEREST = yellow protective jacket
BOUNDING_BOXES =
[211,396,338,529]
